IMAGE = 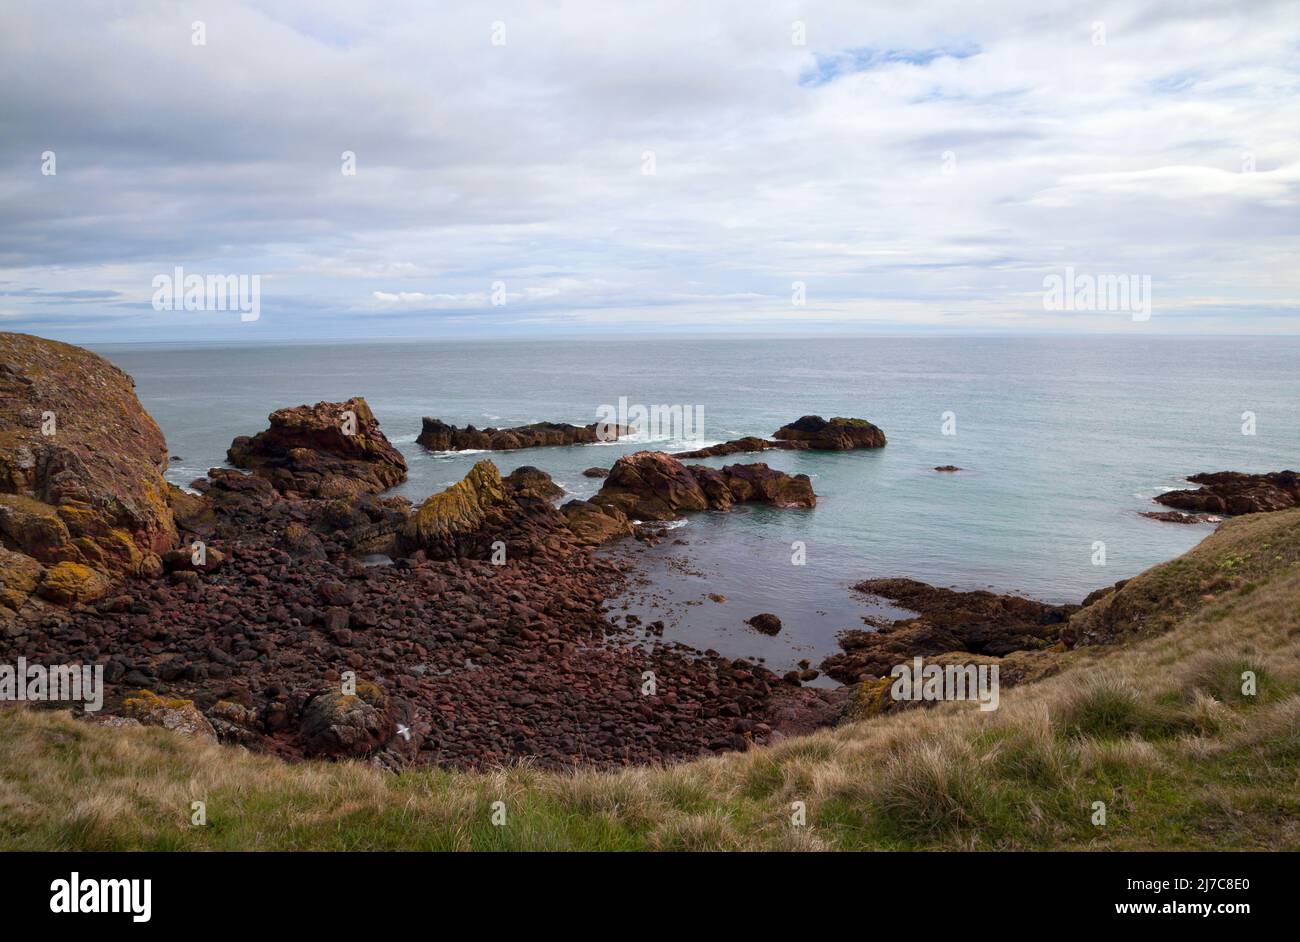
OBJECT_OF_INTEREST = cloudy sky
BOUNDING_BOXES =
[1,0,1297,342]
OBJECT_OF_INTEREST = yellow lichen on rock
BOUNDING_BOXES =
[37,561,111,604]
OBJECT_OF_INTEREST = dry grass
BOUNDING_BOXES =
[3,509,1300,851]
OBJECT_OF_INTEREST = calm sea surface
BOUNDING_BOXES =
[95,336,1300,674]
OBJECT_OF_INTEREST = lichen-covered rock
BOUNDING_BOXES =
[298,680,394,758]
[402,460,509,556]
[772,415,887,450]
[0,333,177,607]
[417,418,629,451]
[0,545,44,612]
[36,560,111,604]
[227,397,406,498]
[121,689,218,742]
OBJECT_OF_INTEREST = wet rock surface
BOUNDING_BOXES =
[1155,470,1300,516]
[417,418,630,451]
[821,578,1076,684]
[672,416,886,460]
[0,345,829,769]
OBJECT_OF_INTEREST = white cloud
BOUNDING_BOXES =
[0,0,1296,339]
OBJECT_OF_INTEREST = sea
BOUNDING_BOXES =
[94,335,1300,676]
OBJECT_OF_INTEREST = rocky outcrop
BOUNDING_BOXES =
[673,437,781,459]
[0,333,177,611]
[0,336,836,772]
[672,416,886,459]
[416,418,630,451]
[772,415,887,450]
[400,460,614,560]
[227,398,406,498]
[1155,471,1300,516]
[1141,510,1220,525]
[591,451,815,521]
[821,578,1075,684]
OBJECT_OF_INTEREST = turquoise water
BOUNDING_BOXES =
[96,336,1300,672]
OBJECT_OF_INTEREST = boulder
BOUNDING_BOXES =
[0,333,178,607]
[747,613,782,635]
[504,465,564,501]
[36,560,111,604]
[772,415,886,450]
[298,680,395,759]
[561,499,633,544]
[121,689,218,742]
[227,397,406,498]
[591,451,710,520]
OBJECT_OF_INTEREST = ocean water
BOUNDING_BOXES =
[95,336,1300,674]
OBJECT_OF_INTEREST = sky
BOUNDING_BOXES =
[1,0,1298,343]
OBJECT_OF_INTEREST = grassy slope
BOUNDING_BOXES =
[2,510,1298,851]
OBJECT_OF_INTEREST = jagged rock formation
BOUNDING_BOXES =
[0,332,177,613]
[672,415,886,459]
[1155,470,1300,516]
[591,451,815,520]
[228,398,406,498]
[400,460,627,560]
[417,418,630,451]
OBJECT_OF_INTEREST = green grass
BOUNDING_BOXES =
[3,509,1300,851]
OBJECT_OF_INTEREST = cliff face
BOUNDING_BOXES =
[0,333,177,612]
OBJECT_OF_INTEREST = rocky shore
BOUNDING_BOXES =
[0,333,834,770]
[10,332,1285,775]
